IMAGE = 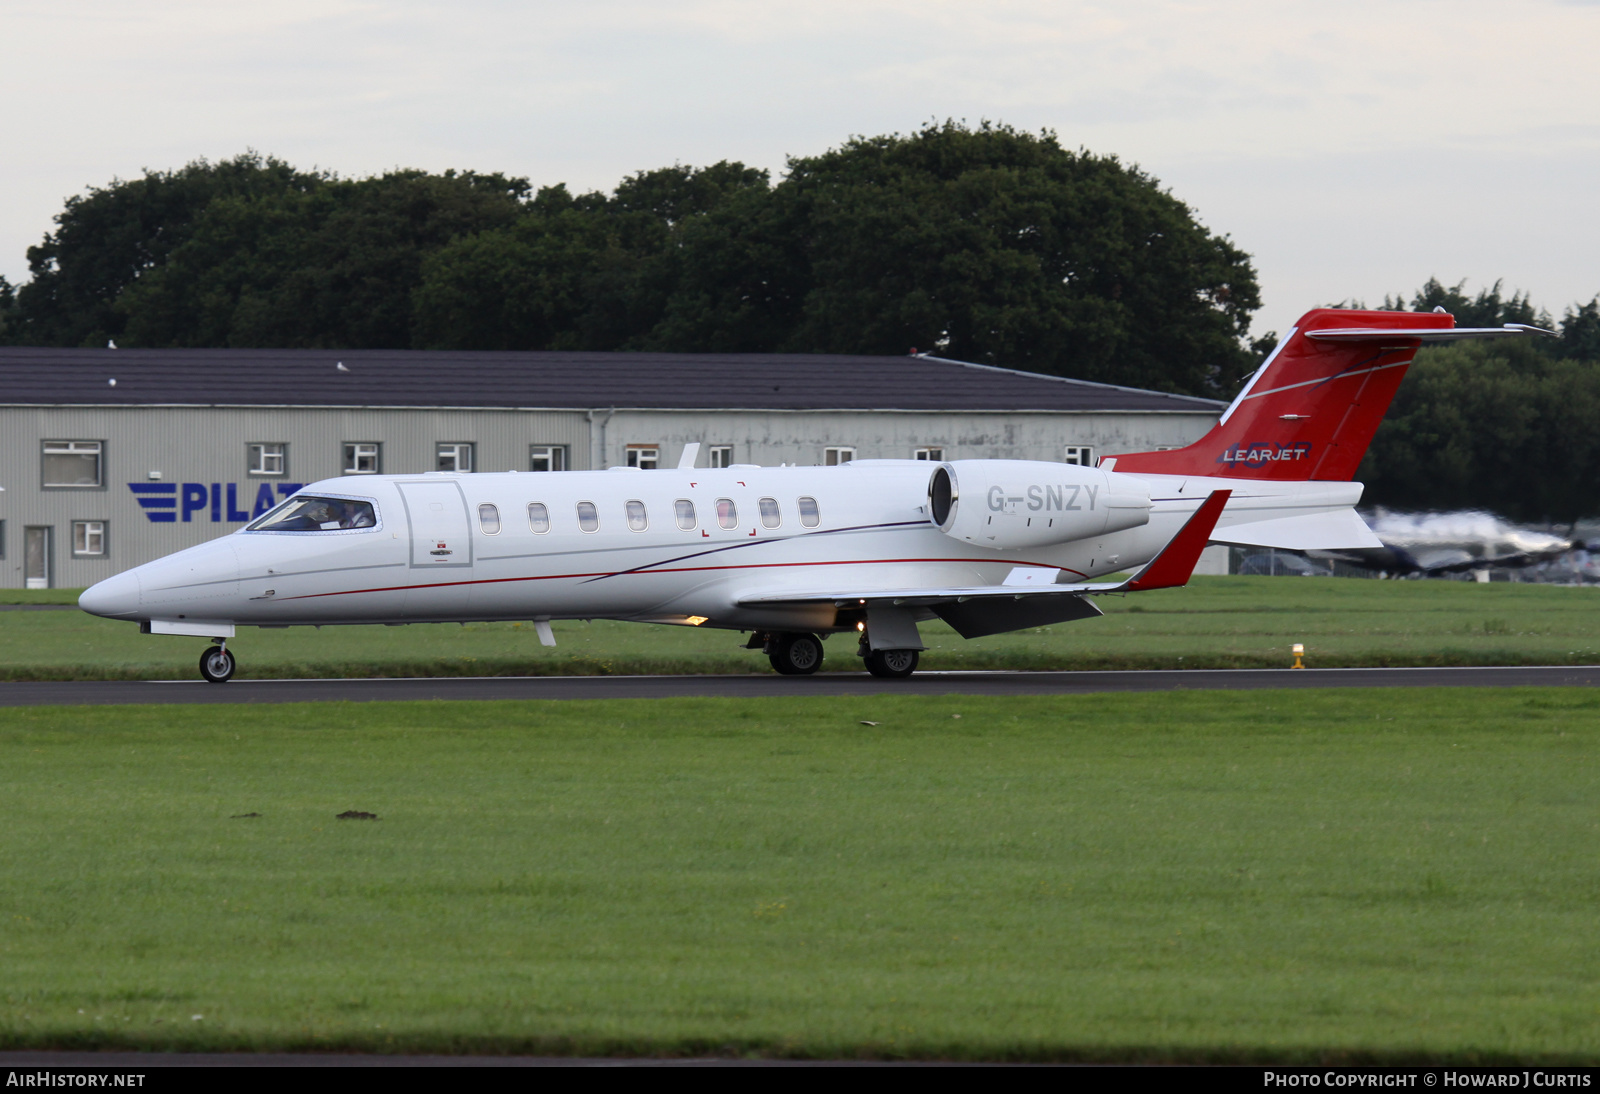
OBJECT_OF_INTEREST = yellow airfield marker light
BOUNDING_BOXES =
[1291,643,1305,670]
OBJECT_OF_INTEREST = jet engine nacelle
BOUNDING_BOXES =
[928,460,1151,550]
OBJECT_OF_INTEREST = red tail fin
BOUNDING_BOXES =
[1109,308,1454,481]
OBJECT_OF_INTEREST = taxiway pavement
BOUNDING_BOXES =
[3,665,1598,706]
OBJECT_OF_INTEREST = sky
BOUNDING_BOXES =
[3,0,1597,338]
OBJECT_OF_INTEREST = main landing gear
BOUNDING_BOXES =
[862,646,919,678]
[747,630,922,678]
[199,642,236,683]
[766,632,825,675]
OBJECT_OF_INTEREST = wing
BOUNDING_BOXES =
[736,490,1230,638]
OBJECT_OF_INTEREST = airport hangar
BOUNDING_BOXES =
[0,346,1225,589]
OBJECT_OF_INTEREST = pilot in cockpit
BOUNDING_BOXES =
[256,497,377,532]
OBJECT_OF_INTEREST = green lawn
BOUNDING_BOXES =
[2,689,1597,1061]
[3,576,1599,679]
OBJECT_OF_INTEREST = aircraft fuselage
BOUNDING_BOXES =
[80,460,1360,635]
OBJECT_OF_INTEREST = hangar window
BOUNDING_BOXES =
[343,442,380,475]
[72,521,107,557]
[625,500,648,531]
[576,501,599,533]
[759,498,781,528]
[42,441,103,488]
[824,447,854,466]
[626,446,659,470]
[1063,446,1095,467]
[716,498,738,530]
[530,446,567,473]
[478,503,501,534]
[674,499,696,530]
[708,446,734,469]
[527,503,550,534]
[798,496,820,528]
[249,496,377,532]
[914,447,944,461]
[249,443,286,476]
[438,443,474,473]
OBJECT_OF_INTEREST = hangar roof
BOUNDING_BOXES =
[0,347,1223,413]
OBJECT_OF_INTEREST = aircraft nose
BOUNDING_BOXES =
[79,569,142,618]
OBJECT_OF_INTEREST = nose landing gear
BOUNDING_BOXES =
[199,642,236,683]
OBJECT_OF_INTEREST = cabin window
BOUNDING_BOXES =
[626,446,659,470]
[576,501,599,532]
[759,497,781,528]
[914,447,944,461]
[42,441,103,488]
[343,442,380,474]
[530,446,566,472]
[798,496,820,528]
[716,498,738,529]
[1063,445,1095,467]
[248,495,377,532]
[438,443,474,473]
[527,502,550,533]
[478,503,500,534]
[708,446,734,469]
[72,521,107,557]
[674,499,696,530]
[824,447,854,466]
[248,443,286,476]
[626,500,647,531]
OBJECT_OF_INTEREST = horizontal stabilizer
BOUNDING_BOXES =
[1307,324,1554,343]
[1211,508,1382,551]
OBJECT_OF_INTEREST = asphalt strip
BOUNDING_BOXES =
[2,665,1599,706]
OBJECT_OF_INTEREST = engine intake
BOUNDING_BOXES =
[928,460,1151,550]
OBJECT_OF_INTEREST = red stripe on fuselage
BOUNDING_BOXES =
[276,555,1089,603]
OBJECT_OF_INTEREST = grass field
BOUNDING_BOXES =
[2,689,1597,1061]
[2,576,1599,680]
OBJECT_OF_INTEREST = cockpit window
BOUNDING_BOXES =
[247,495,377,532]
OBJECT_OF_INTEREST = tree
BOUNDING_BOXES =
[793,123,1259,393]
[1381,277,1549,330]
[13,153,321,347]
[1560,297,1600,362]
[1360,338,1600,524]
[0,275,16,345]
[11,130,1263,395]
[648,122,1259,396]
[117,169,529,348]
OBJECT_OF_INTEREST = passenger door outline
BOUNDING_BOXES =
[397,481,473,569]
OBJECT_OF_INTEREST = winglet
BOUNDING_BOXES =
[1124,490,1231,592]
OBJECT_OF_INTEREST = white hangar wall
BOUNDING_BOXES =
[0,404,1219,588]
[596,409,1213,468]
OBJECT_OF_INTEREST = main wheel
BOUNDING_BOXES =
[864,648,919,678]
[199,645,236,684]
[768,632,824,675]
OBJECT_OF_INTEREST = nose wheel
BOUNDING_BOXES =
[199,644,236,684]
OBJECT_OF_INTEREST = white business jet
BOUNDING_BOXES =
[79,308,1547,682]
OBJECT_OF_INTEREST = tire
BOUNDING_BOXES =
[864,648,919,678]
[199,645,236,684]
[768,632,824,676]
